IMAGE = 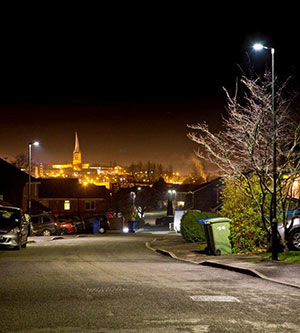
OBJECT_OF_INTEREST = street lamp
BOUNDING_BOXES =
[253,42,278,260]
[28,141,39,215]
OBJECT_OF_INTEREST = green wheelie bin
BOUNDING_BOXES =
[199,217,232,256]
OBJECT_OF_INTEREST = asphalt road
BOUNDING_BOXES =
[1,234,300,332]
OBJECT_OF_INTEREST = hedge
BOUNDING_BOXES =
[181,210,220,243]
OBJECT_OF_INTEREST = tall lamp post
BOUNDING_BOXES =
[167,189,176,216]
[253,43,278,260]
[28,141,39,215]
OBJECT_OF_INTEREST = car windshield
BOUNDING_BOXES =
[0,208,21,227]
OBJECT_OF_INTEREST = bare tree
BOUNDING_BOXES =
[11,152,28,171]
[188,72,300,242]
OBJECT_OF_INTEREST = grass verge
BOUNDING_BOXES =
[243,251,300,264]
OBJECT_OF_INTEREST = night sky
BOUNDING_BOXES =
[1,7,299,174]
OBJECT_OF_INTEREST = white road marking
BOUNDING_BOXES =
[190,295,240,302]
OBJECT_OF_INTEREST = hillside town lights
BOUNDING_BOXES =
[28,141,39,215]
[253,43,278,260]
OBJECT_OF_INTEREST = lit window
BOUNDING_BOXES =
[64,200,70,210]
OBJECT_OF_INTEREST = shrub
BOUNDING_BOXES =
[220,179,268,253]
[181,210,220,243]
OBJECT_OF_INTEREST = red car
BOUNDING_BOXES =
[56,216,77,235]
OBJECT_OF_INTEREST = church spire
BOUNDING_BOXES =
[73,131,80,154]
[73,131,82,167]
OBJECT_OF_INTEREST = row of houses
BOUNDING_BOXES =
[0,157,222,216]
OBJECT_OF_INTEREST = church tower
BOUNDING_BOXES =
[73,131,82,169]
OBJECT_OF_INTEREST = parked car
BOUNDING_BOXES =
[56,215,85,234]
[31,214,59,236]
[58,220,77,235]
[0,205,29,250]
[56,216,78,235]
[84,215,110,234]
[155,216,173,227]
[278,216,300,250]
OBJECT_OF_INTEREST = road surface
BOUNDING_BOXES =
[1,234,299,332]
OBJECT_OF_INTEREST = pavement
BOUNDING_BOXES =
[146,234,300,290]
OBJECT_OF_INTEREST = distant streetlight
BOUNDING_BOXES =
[28,141,39,215]
[253,42,278,260]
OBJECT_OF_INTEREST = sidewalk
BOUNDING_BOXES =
[147,235,300,289]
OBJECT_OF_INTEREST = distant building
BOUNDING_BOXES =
[73,131,82,169]
[185,177,223,212]
[34,178,111,216]
[45,131,89,177]
[41,131,183,190]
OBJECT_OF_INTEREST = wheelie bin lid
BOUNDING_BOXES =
[198,217,231,225]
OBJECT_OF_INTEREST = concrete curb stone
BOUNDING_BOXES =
[146,239,300,290]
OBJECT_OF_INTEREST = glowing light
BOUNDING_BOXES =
[253,43,265,51]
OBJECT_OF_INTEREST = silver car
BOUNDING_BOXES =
[0,205,29,250]
[278,217,300,251]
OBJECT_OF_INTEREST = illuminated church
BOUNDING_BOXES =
[73,131,82,170]
[46,131,124,189]
[51,131,89,173]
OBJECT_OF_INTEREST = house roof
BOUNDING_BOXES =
[37,178,109,199]
[192,177,223,193]
[170,178,223,193]
[0,158,29,183]
[171,184,200,193]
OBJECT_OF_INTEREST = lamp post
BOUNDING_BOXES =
[167,189,176,216]
[28,141,39,215]
[253,43,278,260]
[130,191,136,207]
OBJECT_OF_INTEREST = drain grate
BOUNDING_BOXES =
[86,286,127,294]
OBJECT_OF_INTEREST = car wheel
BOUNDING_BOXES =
[21,242,27,248]
[215,249,221,256]
[42,229,51,237]
[288,229,300,251]
[99,227,106,234]
[14,244,21,250]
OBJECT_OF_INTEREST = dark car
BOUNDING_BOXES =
[155,216,174,227]
[57,215,85,234]
[31,214,59,236]
[84,215,110,234]
[0,205,29,250]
